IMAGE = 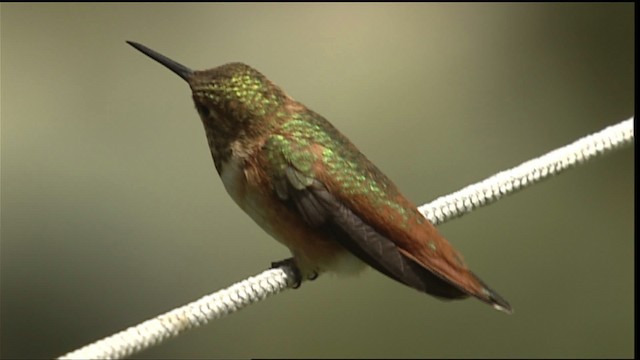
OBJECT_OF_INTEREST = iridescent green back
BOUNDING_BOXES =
[264,110,419,227]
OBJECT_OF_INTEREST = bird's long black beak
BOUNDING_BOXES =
[127,41,193,82]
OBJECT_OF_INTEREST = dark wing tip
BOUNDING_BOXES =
[472,272,513,314]
[486,288,513,315]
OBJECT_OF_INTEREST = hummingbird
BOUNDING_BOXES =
[127,41,512,314]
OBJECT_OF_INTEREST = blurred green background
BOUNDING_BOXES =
[1,3,634,359]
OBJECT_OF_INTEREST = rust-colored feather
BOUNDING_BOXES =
[313,150,511,312]
[257,111,512,312]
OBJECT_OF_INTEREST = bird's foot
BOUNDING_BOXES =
[307,270,319,281]
[270,258,319,288]
[271,258,303,288]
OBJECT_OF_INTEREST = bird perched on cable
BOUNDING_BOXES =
[128,41,512,314]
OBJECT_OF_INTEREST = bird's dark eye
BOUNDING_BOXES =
[196,104,210,117]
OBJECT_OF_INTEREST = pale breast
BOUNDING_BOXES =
[219,155,277,238]
[218,151,365,276]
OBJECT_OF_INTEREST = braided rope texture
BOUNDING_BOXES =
[59,117,633,360]
[59,268,295,359]
[419,117,634,225]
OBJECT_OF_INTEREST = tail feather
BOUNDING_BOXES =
[470,272,513,314]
